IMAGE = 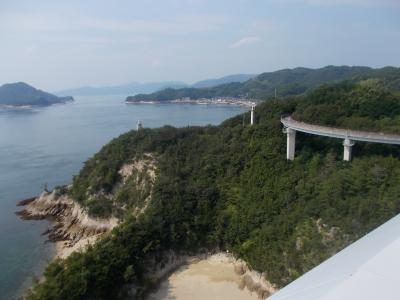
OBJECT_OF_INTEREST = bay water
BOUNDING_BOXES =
[0,95,247,300]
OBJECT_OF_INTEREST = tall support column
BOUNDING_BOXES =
[250,105,255,125]
[343,138,355,161]
[286,128,296,160]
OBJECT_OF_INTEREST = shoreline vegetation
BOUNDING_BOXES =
[0,82,74,107]
[16,193,276,299]
[125,66,400,105]
[15,80,400,300]
[15,151,276,299]
[146,253,276,300]
[16,190,118,260]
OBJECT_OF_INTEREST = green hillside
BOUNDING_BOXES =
[0,82,73,106]
[293,80,400,133]
[126,66,400,102]
[27,82,400,299]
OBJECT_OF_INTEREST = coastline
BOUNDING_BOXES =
[0,98,74,109]
[0,104,34,109]
[126,98,257,108]
[2,98,250,300]
[16,154,157,262]
[54,234,101,259]
[17,193,277,300]
[146,253,277,300]
[16,190,118,261]
[15,161,277,299]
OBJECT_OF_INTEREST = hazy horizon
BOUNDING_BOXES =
[1,0,399,91]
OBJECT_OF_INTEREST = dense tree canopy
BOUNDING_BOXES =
[0,82,73,106]
[27,82,400,299]
[127,66,400,102]
[293,80,400,133]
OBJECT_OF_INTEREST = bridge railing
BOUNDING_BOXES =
[281,115,400,145]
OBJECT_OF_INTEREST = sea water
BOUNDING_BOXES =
[0,95,247,300]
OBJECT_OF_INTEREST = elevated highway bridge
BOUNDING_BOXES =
[281,116,400,161]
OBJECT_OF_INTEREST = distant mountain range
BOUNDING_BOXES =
[56,81,187,97]
[55,74,256,97]
[126,66,400,103]
[6,66,400,107]
[192,74,256,88]
[0,82,73,107]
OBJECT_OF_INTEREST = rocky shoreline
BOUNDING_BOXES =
[16,190,118,259]
[15,154,276,299]
[16,192,277,299]
[16,154,156,260]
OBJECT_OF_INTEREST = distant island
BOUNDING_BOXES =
[55,81,187,97]
[56,74,255,97]
[0,82,73,107]
[126,66,400,104]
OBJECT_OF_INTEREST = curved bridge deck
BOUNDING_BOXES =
[281,116,400,145]
[281,116,400,161]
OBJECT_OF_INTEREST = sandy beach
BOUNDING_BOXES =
[147,254,260,300]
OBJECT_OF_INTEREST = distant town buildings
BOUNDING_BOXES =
[170,97,258,107]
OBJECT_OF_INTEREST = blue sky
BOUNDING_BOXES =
[0,0,399,90]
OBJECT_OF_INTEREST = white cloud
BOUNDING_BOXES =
[0,12,229,36]
[230,36,262,48]
[151,59,161,67]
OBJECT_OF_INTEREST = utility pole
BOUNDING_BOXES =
[275,88,277,99]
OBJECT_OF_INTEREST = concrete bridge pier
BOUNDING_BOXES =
[250,105,255,125]
[343,138,355,161]
[281,115,400,163]
[286,128,296,160]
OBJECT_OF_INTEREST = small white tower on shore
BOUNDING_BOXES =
[250,105,255,125]
[137,120,143,130]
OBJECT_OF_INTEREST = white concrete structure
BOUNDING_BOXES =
[281,116,400,161]
[268,213,400,300]
[251,105,255,125]
[343,138,355,161]
[285,127,296,160]
[137,120,143,130]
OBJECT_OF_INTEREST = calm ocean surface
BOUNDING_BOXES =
[0,95,247,300]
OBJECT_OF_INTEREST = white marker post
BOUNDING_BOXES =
[137,120,143,130]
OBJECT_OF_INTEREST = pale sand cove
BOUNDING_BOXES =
[19,196,276,299]
[147,254,260,300]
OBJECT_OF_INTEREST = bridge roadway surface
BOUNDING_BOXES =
[281,116,400,145]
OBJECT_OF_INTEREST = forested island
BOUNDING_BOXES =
[0,82,73,107]
[18,71,400,300]
[126,66,400,104]
[57,74,255,97]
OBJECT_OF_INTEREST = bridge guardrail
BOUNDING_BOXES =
[281,116,400,145]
